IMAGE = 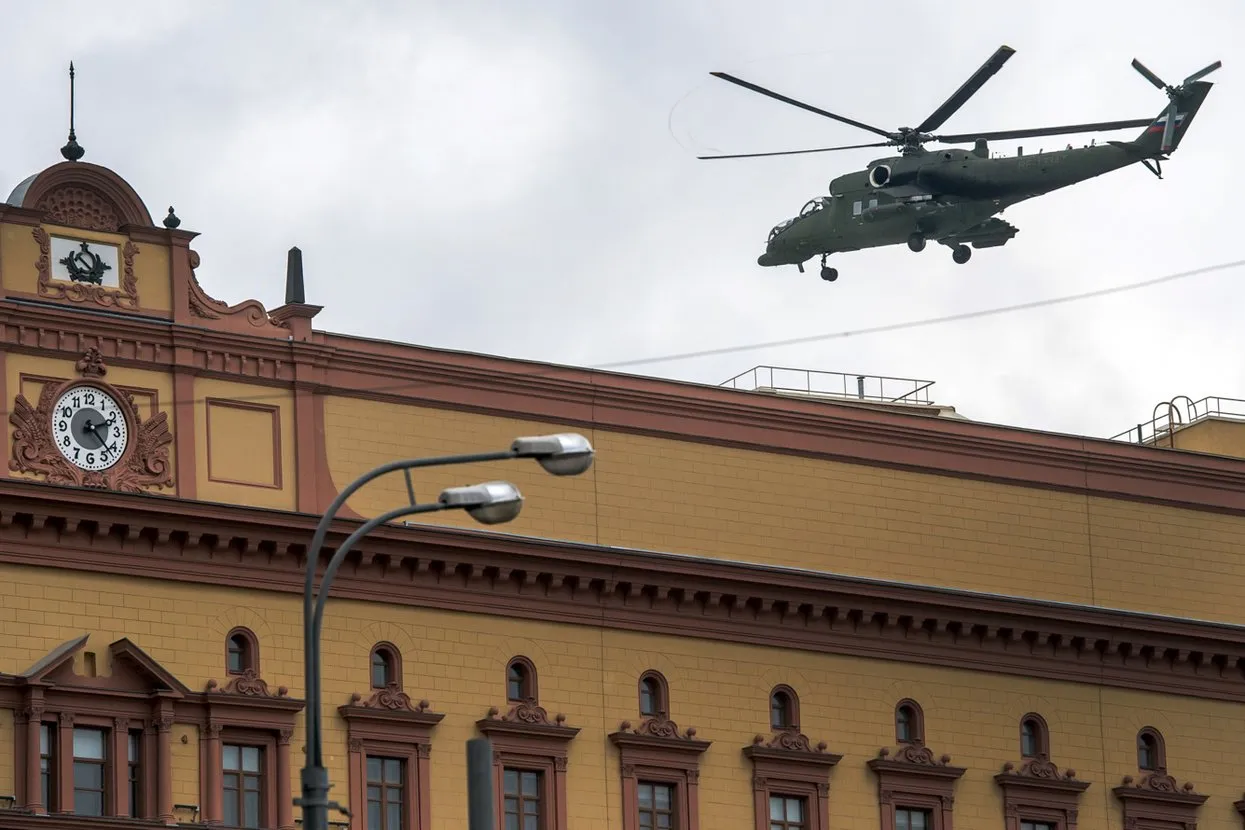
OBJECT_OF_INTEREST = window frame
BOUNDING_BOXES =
[338,684,444,830]
[506,656,538,704]
[894,700,924,745]
[220,738,270,829]
[768,686,799,732]
[743,728,841,830]
[609,719,711,830]
[638,671,669,720]
[226,627,260,677]
[476,700,579,830]
[994,754,1088,830]
[1019,714,1049,760]
[1135,726,1165,771]
[867,742,965,830]
[370,643,402,692]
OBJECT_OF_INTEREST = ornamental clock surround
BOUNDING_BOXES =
[50,383,130,471]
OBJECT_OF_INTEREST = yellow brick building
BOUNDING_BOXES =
[3,152,1245,830]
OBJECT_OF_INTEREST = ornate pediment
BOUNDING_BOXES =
[743,729,842,769]
[476,698,579,743]
[995,754,1090,795]
[608,717,712,760]
[338,682,444,729]
[7,634,189,698]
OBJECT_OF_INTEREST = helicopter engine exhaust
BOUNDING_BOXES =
[867,163,919,190]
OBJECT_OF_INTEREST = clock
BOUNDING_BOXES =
[50,384,131,472]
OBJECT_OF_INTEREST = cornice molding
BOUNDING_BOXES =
[6,296,1245,514]
[3,480,1245,703]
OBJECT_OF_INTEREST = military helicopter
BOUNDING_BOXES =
[701,47,1221,281]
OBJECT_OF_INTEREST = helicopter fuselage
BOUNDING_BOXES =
[758,141,1146,268]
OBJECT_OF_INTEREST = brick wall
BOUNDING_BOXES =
[1,565,1240,830]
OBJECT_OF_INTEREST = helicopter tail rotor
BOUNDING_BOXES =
[1130,57,1222,153]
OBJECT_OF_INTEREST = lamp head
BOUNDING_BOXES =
[511,432,595,476]
[438,480,523,525]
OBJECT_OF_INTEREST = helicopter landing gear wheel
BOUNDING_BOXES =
[907,233,926,253]
[819,255,838,282]
[951,244,971,264]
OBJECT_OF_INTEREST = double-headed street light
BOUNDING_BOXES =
[297,433,595,830]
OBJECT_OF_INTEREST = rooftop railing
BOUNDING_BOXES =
[720,366,936,406]
[1109,395,1245,445]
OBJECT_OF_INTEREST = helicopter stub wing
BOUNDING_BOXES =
[940,217,1019,248]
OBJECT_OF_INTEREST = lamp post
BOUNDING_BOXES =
[297,433,595,830]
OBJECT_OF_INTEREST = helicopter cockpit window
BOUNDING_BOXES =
[798,197,829,217]
[768,218,795,240]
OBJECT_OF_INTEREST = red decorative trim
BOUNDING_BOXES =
[16,162,154,229]
[9,479,1245,706]
[184,251,290,337]
[476,701,579,830]
[1113,771,1207,828]
[868,743,966,830]
[743,729,841,830]
[204,398,282,489]
[609,718,710,830]
[32,228,140,310]
[995,755,1089,830]
[339,686,443,830]
[8,349,173,492]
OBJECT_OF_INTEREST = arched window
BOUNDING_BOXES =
[769,685,799,730]
[506,656,538,703]
[225,628,258,675]
[638,671,669,718]
[1019,713,1049,758]
[370,643,401,689]
[1137,727,1165,771]
[895,699,924,744]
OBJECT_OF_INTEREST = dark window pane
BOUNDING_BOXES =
[74,790,103,815]
[244,790,261,828]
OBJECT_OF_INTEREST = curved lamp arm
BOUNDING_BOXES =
[302,450,514,772]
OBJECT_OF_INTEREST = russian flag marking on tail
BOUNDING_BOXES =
[1147,112,1187,133]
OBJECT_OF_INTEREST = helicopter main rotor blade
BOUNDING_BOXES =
[915,45,1016,133]
[709,71,895,140]
[697,141,893,160]
[934,117,1154,144]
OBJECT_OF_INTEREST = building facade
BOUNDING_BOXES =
[2,155,1245,830]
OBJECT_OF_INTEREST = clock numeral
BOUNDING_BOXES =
[61,407,72,419]
[62,435,71,448]
[106,442,119,455]
[72,396,80,408]
[107,412,117,424]
[58,420,68,432]
[85,393,95,406]
[73,448,81,460]
[85,453,95,466]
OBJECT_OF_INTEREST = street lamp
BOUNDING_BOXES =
[297,434,595,830]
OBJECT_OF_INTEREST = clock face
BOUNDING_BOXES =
[50,385,130,472]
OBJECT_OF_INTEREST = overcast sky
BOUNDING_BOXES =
[2,1,1241,441]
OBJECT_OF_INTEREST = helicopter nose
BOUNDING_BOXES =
[758,252,778,267]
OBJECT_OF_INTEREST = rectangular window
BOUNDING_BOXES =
[223,744,264,829]
[73,727,108,816]
[128,730,143,818]
[366,756,404,830]
[40,723,54,810]
[502,768,542,830]
[639,782,675,830]
[768,795,805,830]
[895,809,930,830]
[1020,823,1056,830]
[852,201,862,216]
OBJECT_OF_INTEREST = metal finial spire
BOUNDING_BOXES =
[60,61,84,161]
